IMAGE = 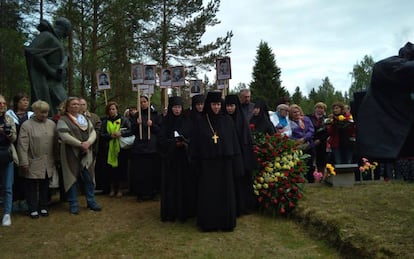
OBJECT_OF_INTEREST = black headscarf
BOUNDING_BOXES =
[224,94,255,170]
[203,91,223,116]
[191,94,205,111]
[250,99,275,135]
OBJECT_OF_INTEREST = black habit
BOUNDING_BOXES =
[159,97,195,222]
[191,92,240,231]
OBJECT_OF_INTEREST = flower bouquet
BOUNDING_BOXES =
[325,114,354,129]
[359,158,378,180]
[252,131,309,216]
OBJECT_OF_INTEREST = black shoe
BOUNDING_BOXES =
[40,209,49,217]
[87,203,102,211]
[30,211,39,219]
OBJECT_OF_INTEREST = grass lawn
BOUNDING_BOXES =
[1,192,338,258]
[294,180,414,258]
[1,180,411,258]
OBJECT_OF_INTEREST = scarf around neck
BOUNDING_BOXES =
[106,118,121,167]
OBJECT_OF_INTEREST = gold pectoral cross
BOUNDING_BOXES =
[212,133,219,144]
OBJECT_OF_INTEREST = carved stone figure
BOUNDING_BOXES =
[25,17,72,116]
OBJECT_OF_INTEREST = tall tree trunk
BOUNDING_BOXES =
[90,0,99,111]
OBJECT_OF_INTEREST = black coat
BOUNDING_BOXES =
[130,109,161,155]
[357,54,414,159]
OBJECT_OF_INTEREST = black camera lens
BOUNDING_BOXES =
[3,123,11,135]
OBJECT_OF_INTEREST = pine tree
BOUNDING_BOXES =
[0,1,30,96]
[142,0,233,107]
[249,41,288,111]
[349,55,374,98]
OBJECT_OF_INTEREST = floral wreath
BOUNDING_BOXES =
[251,125,309,216]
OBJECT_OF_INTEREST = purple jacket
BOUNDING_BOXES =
[290,116,315,145]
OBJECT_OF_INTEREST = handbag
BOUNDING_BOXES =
[119,135,135,149]
[0,145,12,169]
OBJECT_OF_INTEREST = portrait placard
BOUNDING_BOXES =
[132,84,154,95]
[216,57,231,80]
[160,68,172,88]
[96,71,111,91]
[131,63,144,84]
[217,79,228,90]
[143,65,156,85]
[171,66,185,87]
[190,79,202,97]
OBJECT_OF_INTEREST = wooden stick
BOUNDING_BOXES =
[137,88,142,140]
[104,90,108,106]
[147,93,151,140]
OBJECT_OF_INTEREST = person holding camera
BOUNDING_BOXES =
[0,95,17,226]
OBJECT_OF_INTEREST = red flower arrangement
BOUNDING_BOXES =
[252,131,308,216]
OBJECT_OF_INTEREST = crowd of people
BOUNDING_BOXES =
[0,87,411,230]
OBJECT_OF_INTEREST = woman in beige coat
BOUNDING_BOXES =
[17,100,57,218]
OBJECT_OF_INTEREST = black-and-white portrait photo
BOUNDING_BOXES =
[216,57,231,80]
[171,66,185,87]
[160,68,172,88]
[97,72,111,90]
[131,63,144,84]
[190,80,202,93]
[144,64,156,85]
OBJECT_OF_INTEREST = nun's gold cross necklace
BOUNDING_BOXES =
[206,114,219,144]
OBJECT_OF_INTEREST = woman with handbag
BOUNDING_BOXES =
[98,101,132,197]
[0,95,17,226]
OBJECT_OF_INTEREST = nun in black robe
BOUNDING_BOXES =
[357,42,414,160]
[187,94,205,122]
[190,92,240,231]
[130,95,162,201]
[249,99,275,135]
[159,96,195,222]
[224,95,256,216]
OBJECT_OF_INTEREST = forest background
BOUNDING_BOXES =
[0,0,374,115]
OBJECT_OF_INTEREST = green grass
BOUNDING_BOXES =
[1,192,337,258]
[1,180,412,258]
[294,180,414,258]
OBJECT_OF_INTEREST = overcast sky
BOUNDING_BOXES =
[203,0,414,95]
